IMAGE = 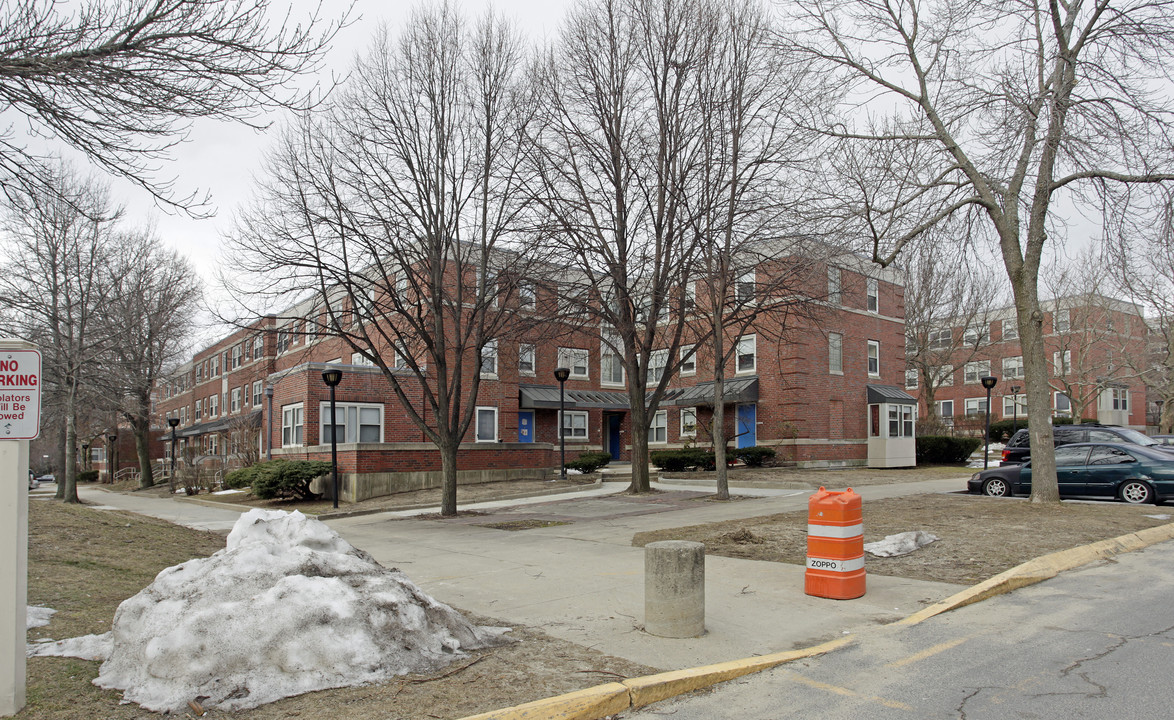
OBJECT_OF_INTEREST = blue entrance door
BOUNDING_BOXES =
[736,404,757,448]
[517,411,534,443]
[607,414,622,460]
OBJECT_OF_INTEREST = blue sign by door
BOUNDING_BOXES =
[736,404,757,448]
[518,411,534,443]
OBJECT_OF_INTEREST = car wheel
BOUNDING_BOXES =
[1119,480,1154,505]
[982,478,1010,497]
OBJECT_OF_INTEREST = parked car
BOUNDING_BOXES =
[35,473,55,484]
[1000,424,1174,465]
[971,442,1174,504]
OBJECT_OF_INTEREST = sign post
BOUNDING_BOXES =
[0,340,39,717]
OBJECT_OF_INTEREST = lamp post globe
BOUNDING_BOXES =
[980,376,998,469]
[554,367,571,481]
[322,369,343,508]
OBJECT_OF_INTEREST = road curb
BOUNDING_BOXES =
[456,521,1174,720]
[897,521,1174,626]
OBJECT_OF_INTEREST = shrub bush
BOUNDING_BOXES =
[732,446,776,467]
[650,448,716,472]
[78,469,99,484]
[224,464,263,490]
[916,436,983,464]
[251,460,333,501]
[564,451,611,474]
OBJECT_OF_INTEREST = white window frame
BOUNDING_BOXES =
[231,388,241,413]
[928,328,951,350]
[866,277,879,313]
[351,351,375,367]
[518,281,536,310]
[827,266,841,305]
[679,344,696,376]
[1111,388,1129,411]
[736,271,756,305]
[963,325,989,346]
[232,345,241,369]
[649,410,668,444]
[648,348,669,385]
[601,340,625,387]
[1002,319,1018,341]
[736,335,756,375]
[964,397,988,417]
[931,365,954,387]
[964,360,991,385]
[867,340,880,377]
[1002,355,1024,380]
[475,406,498,443]
[1053,350,1072,375]
[1054,392,1072,416]
[252,381,263,406]
[320,402,384,444]
[905,368,919,389]
[558,347,589,378]
[1003,394,1027,417]
[519,343,536,376]
[480,339,498,377]
[281,403,304,447]
[1055,309,1070,333]
[680,407,698,437]
[209,394,218,418]
[558,410,589,441]
[829,332,843,374]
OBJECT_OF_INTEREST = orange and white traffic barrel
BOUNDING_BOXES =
[805,486,865,599]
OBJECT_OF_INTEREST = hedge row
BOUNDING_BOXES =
[650,446,776,471]
[915,436,983,464]
[225,459,333,500]
[564,451,612,474]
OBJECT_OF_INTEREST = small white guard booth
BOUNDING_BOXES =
[866,384,917,468]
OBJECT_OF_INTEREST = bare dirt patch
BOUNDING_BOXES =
[633,493,1174,585]
[24,499,654,720]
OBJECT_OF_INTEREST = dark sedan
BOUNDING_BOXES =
[969,442,1174,504]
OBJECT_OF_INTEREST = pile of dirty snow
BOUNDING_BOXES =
[30,509,507,713]
[26,606,55,629]
[864,530,939,557]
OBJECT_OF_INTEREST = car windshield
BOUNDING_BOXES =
[1113,427,1159,446]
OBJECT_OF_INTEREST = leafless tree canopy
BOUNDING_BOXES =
[783,0,1174,502]
[0,0,349,212]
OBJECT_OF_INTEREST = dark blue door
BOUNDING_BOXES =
[737,404,757,448]
[517,411,534,443]
[607,414,622,460]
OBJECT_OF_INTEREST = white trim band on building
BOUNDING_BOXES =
[805,556,866,573]
[807,523,863,539]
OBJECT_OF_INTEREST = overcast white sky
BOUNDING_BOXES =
[121,0,572,292]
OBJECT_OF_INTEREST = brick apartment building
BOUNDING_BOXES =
[905,294,1149,432]
[153,255,912,501]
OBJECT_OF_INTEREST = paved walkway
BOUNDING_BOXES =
[76,475,970,671]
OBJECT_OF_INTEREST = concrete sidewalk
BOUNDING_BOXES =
[77,476,968,672]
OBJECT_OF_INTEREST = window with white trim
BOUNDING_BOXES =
[736,271,756,305]
[601,341,624,386]
[209,394,218,417]
[932,365,953,386]
[827,266,841,305]
[518,343,535,375]
[559,410,588,440]
[680,345,696,376]
[648,349,669,384]
[252,381,262,406]
[684,282,696,309]
[829,332,842,374]
[964,360,991,385]
[277,330,290,354]
[475,407,498,442]
[964,397,988,416]
[558,347,589,378]
[963,325,989,346]
[232,345,241,369]
[1002,355,1024,380]
[518,282,536,310]
[231,388,241,413]
[1054,309,1070,333]
[1054,392,1072,416]
[1053,350,1071,375]
[866,277,879,313]
[480,339,498,376]
[905,369,919,389]
[320,402,383,444]
[680,407,698,437]
[281,404,304,447]
[867,340,880,376]
[1003,394,1026,417]
[649,410,668,444]
[1002,319,1018,341]
[736,335,756,374]
[929,328,951,349]
[1111,388,1129,411]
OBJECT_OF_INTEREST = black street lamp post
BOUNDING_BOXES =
[322,369,343,508]
[264,384,274,461]
[107,433,117,483]
[1010,384,1021,435]
[554,367,570,481]
[981,375,998,469]
[167,417,180,491]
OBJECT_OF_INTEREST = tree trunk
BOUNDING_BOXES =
[62,395,79,503]
[440,440,458,517]
[134,422,154,488]
[626,404,651,493]
[1016,296,1059,503]
[713,385,729,501]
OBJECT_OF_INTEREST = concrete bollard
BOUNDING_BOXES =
[644,540,705,638]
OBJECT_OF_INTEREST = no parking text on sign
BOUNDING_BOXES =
[0,349,40,440]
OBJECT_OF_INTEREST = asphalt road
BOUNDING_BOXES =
[624,540,1174,719]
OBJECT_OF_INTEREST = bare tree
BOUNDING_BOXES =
[103,229,201,487]
[903,237,1001,429]
[785,0,1174,502]
[0,0,349,211]
[228,3,541,516]
[0,166,120,502]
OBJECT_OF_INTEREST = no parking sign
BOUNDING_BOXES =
[0,348,40,440]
